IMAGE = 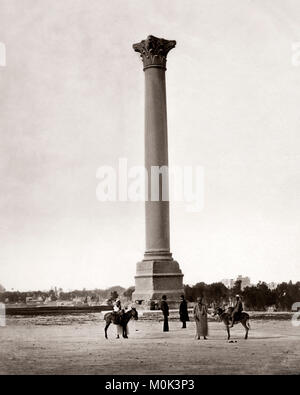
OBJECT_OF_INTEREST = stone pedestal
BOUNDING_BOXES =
[134,259,183,308]
[132,36,184,307]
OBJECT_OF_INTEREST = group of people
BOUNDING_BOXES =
[112,294,244,340]
[161,294,244,339]
[160,294,208,339]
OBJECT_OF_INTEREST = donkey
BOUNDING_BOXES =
[104,307,138,339]
[214,307,250,340]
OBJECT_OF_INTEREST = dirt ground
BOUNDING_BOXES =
[0,314,299,375]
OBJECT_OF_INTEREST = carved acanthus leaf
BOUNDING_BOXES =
[133,35,176,70]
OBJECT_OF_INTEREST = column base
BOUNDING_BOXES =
[132,257,184,309]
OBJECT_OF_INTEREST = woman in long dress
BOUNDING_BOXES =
[193,297,208,340]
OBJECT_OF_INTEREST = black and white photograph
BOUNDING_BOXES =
[0,0,300,379]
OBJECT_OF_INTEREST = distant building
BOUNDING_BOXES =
[72,296,86,305]
[236,275,251,290]
[221,279,235,289]
[221,276,251,290]
[0,284,5,293]
[25,296,44,306]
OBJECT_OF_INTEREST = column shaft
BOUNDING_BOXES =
[144,67,170,255]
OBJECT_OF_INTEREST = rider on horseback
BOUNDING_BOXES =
[230,295,243,328]
[113,299,124,325]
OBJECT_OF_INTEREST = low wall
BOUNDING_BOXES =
[138,309,294,322]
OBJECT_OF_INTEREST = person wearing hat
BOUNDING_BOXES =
[161,295,169,332]
[113,299,122,312]
[230,295,243,328]
[179,295,189,329]
[193,296,208,340]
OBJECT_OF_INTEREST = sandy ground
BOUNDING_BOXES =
[0,314,299,375]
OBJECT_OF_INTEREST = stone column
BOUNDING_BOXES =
[132,35,183,307]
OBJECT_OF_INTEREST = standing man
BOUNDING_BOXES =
[230,295,243,328]
[161,295,169,332]
[194,297,208,340]
[179,295,189,328]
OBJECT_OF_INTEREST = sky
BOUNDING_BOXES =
[0,0,300,291]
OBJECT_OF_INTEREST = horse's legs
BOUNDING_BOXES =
[104,321,110,339]
[116,324,124,339]
[226,325,230,340]
[123,325,128,339]
[242,320,249,339]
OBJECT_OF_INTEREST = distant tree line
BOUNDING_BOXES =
[184,280,300,311]
[1,281,299,311]
[0,285,134,304]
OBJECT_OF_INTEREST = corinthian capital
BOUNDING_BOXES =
[133,35,176,70]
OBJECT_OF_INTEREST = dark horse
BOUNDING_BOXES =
[104,307,138,339]
[214,307,250,340]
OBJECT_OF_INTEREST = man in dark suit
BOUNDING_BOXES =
[179,294,189,328]
[161,295,169,332]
